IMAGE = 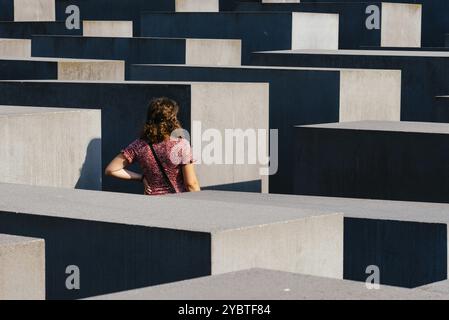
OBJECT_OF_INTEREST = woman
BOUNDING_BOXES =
[105,97,200,195]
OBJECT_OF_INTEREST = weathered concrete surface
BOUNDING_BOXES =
[0,21,81,39]
[31,36,241,77]
[129,64,400,194]
[0,80,268,194]
[293,121,449,204]
[419,280,449,295]
[251,49,449,123]
[381,3,421,48]
[89,269,449,300]
[175,191,449,288]
[176,0,218,12]
[0,234,45,300]
[140,12,339,63]
[83,21,133,38]
[0,106,101,190]
[0,57,125,80]
[0,38,30,57]
[0,183,343,299]
[13,0,55,22]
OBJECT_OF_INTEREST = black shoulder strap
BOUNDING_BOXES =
[148,143,177,193]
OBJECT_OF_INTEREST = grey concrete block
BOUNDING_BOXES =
[0,106,102,190]
[0,0,55,21]
[140,12,339,63]
[0,234,45,300]
[236,1,422,49]
[0,57,125,80]
[251,49,449,123]
[174,191,449,288]
[0,183,343,299]
[31,36,241,77]
[0,38,30,57]
[88,269,449,300]
[83,20,133,38]
[129,64,401,194]
[0,80,269,194]
[293,120,449,204]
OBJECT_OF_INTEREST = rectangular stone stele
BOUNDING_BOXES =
[0,234,45,300]
[87,269,449,300]
[0,183,343,299]
[83,21,133,38]
[294,121,449,204]
[13,0,55,22]
[0,106,101,190]
[381,3,422,48]
[0,39,31,57]
[175,0,219,12]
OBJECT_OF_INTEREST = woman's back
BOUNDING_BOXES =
[122,138,193,195]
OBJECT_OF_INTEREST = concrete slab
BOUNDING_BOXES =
[140,12,339,63]
[175,0,219,12]
[0,57,125,80]
[31,36,241,77]
[88,269,449,300]
[13,0,55,22]
[174,190,449,288]
[0,0,55,21]
[0,38,30,57]
[0,183,343,299]
[301,0,445,47]
[235,1,422,49]
[83,21,133,38]
[129,64,401,194]
[0,80,269,194]
[293,120,449,204]
[0,21,81,39]
[419,280,449,295]
[0,234,45,300]
[251,49,449,123]
[0,106,101,189]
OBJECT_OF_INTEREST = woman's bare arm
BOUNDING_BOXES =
[182,164,200,192]
[105,154,143,181]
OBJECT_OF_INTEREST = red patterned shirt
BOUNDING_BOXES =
[121,138,193,196]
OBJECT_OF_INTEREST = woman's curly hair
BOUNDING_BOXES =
[141,97,182,144]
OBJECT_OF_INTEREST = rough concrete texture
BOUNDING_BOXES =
[0,38,30,57]
[0,234,45,300]
[339,69,401,121]
[185,39,241,66]
[176,0,218,12]
[291,12,339,50]
[57,60,125,81]
[13,0,55,22]
[83,21,133,38]
[88,269,449,300]
[419,280,449,295]
[0,183,343,299]
[0,106,101,190]
[381,3,422,48]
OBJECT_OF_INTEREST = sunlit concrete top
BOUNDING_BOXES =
[174,191,449,225]
[0,183,339,233]
[258,49,449,58]
[0,106,95,116]
[88,269,449,300]
[298,120,449,134]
